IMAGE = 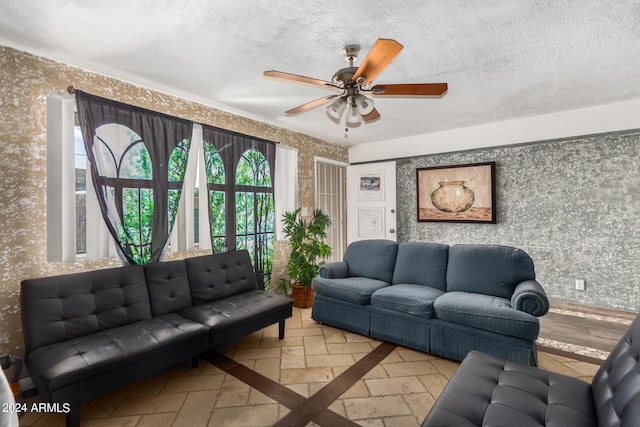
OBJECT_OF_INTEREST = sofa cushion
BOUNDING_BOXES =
[446,244,536,299]
[343,239,398,283]
[21,265,151,351]
[421,350,597,427]
[26,313,209,393]
[185,250,257,304]
[371,284,444,316]
[433,292,539,340]
[392,242,449,290]
[312,277,389,305]
[179,289,292,330]
[144,259,193,316]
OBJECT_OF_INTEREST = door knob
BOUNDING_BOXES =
[389,229,396,233]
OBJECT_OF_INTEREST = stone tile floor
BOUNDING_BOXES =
[20,307,606,426]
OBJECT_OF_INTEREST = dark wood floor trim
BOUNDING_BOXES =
[203,341,397,427]
[273,341,397,427]
[201,350,307,409]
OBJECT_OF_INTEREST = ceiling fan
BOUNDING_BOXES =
[264,39,448,127]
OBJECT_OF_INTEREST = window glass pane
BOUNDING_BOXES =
[140,189,154,243]
[168,138,191,182]
[122,187,153,245]
[236,235,255,261]
[74,128,86,165]
[130,244,151,266]
[94,124,144,178]
[235,192,255,235]
[168,189,181,232]
[209,190,225,237]
[256,193,274,233]
[236,148,271,186]
[74,125,87,255]
[122,188,141,244]
[121,142,152,179]
[204,141,225,184]
[212,237,226,253]
[106,186,125,238]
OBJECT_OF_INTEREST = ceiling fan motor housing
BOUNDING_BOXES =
[342,44,360,64]
[332,67,359,86]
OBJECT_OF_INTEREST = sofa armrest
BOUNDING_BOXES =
[511,280,549,316]
[319,261,348,279]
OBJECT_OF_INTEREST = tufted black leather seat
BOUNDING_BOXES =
[422,313,640,426]
[21,250,293,426]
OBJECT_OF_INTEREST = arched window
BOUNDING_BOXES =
[203,141,226,253]
[76,90,193,264]
[201,126,276,288]
[235,149,275,286]
[168,139,191,236]
[92,124,154,264]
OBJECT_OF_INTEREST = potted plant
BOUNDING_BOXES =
[282,208,332,308]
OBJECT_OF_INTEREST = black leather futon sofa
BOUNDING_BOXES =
[20,250,293,426]
[422,311,640,426]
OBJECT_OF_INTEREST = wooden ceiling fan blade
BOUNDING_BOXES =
[264,70,338,90]
[352,39,403,85]
[371,83,448,97]
[362,108,381,123]
[285,95,339,115]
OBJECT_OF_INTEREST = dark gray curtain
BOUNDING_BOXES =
[76,90,193,264]
[202,125,276,288]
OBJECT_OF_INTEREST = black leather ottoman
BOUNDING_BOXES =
[422,312,640,427]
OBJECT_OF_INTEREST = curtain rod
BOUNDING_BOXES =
[65,85,281,145]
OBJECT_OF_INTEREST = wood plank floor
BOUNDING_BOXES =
[537,300,637,362]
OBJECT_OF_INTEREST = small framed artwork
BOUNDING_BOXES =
[358,172,384,202]
[416,162,496,223]
[358,207,385,237]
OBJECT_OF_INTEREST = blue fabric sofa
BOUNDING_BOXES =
[311,240,549,366]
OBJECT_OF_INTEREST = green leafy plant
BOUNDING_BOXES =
[282,208,332,287]
[278,277,292,295]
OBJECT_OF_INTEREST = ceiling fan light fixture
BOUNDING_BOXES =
[345,102,362,127]
[355,94,375,115]
[326,97,347,120]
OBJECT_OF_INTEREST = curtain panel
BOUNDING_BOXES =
[201,125,276,288]
[75,91,193,264]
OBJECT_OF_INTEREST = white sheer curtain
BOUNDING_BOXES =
[274,145,298,240]
[46,92,76,263]
[85,168,118,261]
[168,124,211,253]
[46,90,117,263]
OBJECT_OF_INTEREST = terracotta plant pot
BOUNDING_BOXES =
[291,282,315,308]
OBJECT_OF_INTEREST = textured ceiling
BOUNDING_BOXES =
[1,0,640,147]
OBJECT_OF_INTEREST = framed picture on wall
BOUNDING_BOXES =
[357,208,385,237]
[358,172,384,202]
[416,162,496,223]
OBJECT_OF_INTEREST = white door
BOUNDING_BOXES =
[346,161,397,244]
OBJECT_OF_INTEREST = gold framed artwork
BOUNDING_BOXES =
[416,162,496,223]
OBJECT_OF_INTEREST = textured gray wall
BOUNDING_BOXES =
[396,130,640,311]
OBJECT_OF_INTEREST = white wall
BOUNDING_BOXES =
[349,98,640,163]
